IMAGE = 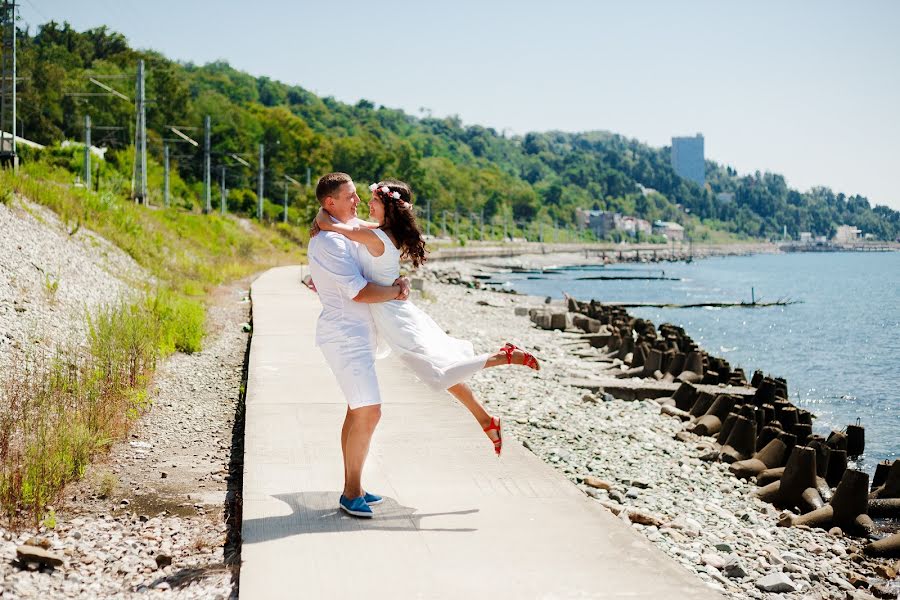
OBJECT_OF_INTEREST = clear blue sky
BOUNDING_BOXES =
[18,0,900,210]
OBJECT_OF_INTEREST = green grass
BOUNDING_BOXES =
[0,157,308,526]
[0,290,214,522]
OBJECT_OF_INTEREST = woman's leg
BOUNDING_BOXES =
[447,383,502,454]
[447,382,492,427]
[447,382,494,433]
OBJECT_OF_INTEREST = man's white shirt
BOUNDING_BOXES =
[307,220,376,347]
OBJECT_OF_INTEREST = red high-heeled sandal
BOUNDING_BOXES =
[483,416,502,457]
[500,342,540,370]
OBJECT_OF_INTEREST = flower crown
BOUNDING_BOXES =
[369,183,402,200]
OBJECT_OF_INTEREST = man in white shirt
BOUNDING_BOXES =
[307,172,409,518]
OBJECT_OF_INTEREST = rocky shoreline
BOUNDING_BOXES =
[415,269,900,600]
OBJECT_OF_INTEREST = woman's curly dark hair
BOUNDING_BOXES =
[374,179,428,268]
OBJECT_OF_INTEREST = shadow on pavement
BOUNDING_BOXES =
[242,491,479,543]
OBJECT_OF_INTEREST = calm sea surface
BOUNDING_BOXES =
[501,251,899,474]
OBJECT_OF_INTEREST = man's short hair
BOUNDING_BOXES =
[316,172,353,204]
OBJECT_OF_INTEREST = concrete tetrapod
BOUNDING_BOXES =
[661,352,686,383]
[690,394,737,436]
[730,438,788,479]
[778,406,799,431]
[757,467,785,487]
[864,532,900,558]
[868,498,900,518]
[754,378,778,405]
[616,335,634,361]
[871,460,893,490]
[642,348,663,379]
[719,415,757,463]
[808,440,831,478]
[826,430,848,452]
[673,382,699,413]
[870,459,900,499]
[750,370,764,388]
[677,351,704,384]
[754,446,819,511]
[631,343,648,368]
[826,449,848,488]
[778,431,798,457]
[779,469,876,537]
[716,413,738,445]
[792,423,813,446]
[846,423,865,457]
[688,392,716,420]
[756,425,782,452]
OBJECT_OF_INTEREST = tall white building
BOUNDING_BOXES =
[671,134,705,186]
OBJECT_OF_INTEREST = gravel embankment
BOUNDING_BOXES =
[0,197,147,368]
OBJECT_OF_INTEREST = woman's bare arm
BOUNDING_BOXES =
[315,209,385,257]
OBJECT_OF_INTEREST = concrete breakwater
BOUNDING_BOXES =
[525,295,900,570]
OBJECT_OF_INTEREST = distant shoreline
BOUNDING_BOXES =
[426,240,898,264]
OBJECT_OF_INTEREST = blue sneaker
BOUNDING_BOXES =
[363,491,384,505]
[339,494,374,518]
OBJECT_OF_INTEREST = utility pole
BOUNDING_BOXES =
[455,211,460,239]
[539,221,544,243]
[83,115,91,189]
[441,210,447,238]
[469,213,474,240]
[425,198,431,236]
[163,144,170,207]
[503,218,508,242]
[283,181,288,223]
[203,115,211,213]
[480,208,485,240]
[220,166,226,215]
[257,143,265,220]
[306,166,311,186]
[0,0,17,169]
[132,59,148,204]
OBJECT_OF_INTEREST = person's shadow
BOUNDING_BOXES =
[242,491,479,544]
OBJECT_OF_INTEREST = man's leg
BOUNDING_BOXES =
[341,406,351,486]
[342,404,381,499]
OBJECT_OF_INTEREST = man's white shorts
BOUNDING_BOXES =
[318,336,382,410]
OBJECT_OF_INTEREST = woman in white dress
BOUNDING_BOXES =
[313,179,539,456]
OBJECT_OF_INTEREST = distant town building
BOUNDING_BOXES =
[576,209,652,239]
[619,215,652,237]
[799,232,813,243]
[652,220,685,241]
[834,225,861,243]
[671,134,705,186]
[576,209,616,238]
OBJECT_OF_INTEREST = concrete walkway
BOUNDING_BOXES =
[241,265,724,600]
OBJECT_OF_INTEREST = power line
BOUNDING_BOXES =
[20,0,50,24]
